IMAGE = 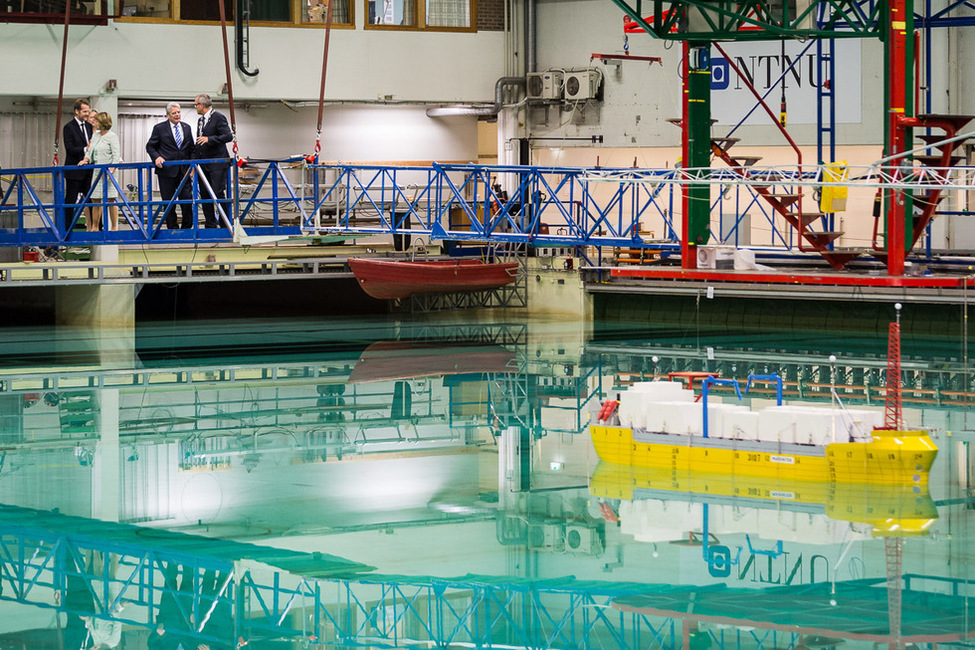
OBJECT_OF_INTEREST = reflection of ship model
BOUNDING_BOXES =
[590,463,938,544]
[349,341,515,383]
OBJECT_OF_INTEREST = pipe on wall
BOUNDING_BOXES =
[424,77,526,117]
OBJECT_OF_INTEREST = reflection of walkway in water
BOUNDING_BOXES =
[0,504,371,648]
[614,579,975,646]
[3,504,974,650]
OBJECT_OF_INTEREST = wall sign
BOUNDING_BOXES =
[710,40,862,126]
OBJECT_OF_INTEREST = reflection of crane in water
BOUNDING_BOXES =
[882,308,905,650]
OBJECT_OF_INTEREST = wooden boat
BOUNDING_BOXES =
[348,257,519,300]
[590,374,938,486]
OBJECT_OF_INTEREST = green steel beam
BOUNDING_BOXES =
[686,43,713,250]
[609,0,886,41]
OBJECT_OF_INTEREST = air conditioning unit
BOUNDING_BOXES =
[696,245,735,270]
[564,71,602,101]
[565,524,603,554]
[527,523,565,550]
[527,71,563,101]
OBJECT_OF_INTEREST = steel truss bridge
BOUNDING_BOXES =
[3,160,973,258]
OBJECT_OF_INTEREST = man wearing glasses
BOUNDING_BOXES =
[192,94,233,229]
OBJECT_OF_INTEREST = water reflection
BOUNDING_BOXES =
[0,317,972,649]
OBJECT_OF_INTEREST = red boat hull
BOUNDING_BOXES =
[349,258,519,299]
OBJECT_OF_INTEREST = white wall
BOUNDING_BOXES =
[0,20,505,103]
[530,0,974,149]
[0,97,478,168]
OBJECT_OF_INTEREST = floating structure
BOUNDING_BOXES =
[348,257,519,300]
[591,375,937,485]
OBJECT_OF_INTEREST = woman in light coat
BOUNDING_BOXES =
[81,112,122,231]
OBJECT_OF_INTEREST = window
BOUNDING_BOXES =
[425,0,468,27]
[249,0,290,21]
[115,0,353,26]
[179,0,234,21]
[368,0,413,25]
[118,1,169,18]
[305,0,350,24]
[1,0,108,24]
[366,0,471,29]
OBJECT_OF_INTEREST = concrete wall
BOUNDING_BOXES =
[526,257,592,319]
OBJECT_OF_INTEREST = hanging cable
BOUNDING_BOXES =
[52,0,71,165]
[310,0,335,164]
[217,0,240,161]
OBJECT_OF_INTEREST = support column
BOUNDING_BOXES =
[55,285,137,367]
[92,388,121,523]
[682,41,713,269]
[884,0,914,275]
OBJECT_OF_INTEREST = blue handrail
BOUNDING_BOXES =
[0,160,823,251]
[746,373,784,405]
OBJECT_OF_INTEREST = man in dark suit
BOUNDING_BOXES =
[193,94,233,228]
[62,98,93,231]
[146,102,194,229]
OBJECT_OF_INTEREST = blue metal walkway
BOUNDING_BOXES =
[0,159,824,255]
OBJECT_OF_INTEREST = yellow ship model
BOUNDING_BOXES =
[591,317,938,487]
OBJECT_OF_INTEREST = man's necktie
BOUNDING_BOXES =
[174,123,182,148]
[81,121,89,145]
[198,116,205,139]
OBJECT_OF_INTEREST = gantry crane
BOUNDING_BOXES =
[611,0,972,276]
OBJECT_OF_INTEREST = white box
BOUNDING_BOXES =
[725,410,760,440]
[697,245,735,270]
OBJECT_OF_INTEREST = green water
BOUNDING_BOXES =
[0,313,972,649]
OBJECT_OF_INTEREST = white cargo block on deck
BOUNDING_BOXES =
[645,401,704,435]
[725,410,760,440]
[629,381,696,401]
[837,409,883,440]
[758,406,803,443]
[790,408,834,445]
[706,403,748,438]
[618,392,640,428]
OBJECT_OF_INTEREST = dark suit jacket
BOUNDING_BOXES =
[146,120,194,177]
[63,118,93,180]
[194,111,233,169]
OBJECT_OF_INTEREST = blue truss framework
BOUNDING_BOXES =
[0,517,695,650]
[0,159,306,247]
[4,507,972,649]
[309,163,826,252]
[244,573,684,650]
[0,522,237,647]
[0,160,898,254]
[917,0,975,27]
